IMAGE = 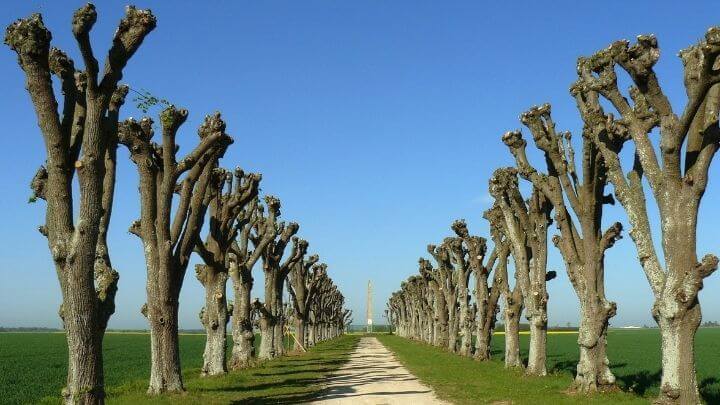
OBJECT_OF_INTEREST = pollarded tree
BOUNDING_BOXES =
[227,196,281,368]
[572,29,720,403]
[308,276,335,346]
[395,281,415,338]
[408,274,433,342]
[308,279,329,343]
[194,168,261,376]
[419,258,449,347]
[385,307,395,334]
[503,104,622,391]
[287,254,326,351]
[256,210,300,359]
[319,283,347,339]
[427,242,459,352]
[449,220,486,357]
[6,5,154,403]
[271,236,307,357]
[483,204,524,368]
[388,292,406,337]
[489,168,555,376]
[120,110,232,394]
[343,309,353,334]
[473,238,510,361]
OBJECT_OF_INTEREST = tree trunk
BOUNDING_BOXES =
[259,270,277,359]
[63,321,104,404]
[474,270,493,361]
[653,216,705,404]
[308,323,317,346]
[230,323,255,370]
[295,319,307,351]
[475,329,491,361]
[504,294,523,368]
[447,302,458,352]
[526,270,549,375]
[147,300,183,394]
[273,290,285,357]
[526,314,547,375]
[258,316,275,360]
[655,300,702,404]
[229,273,254,369]
[274,321,285,356]
[573,301,615,392]
[199,269,228,377]
[433,290,448,347]
[458,286,472,356]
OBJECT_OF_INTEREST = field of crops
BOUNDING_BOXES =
[530,328,720,401]
[2,329,719,404]
[378,328,720,404]
[0,332,300,404]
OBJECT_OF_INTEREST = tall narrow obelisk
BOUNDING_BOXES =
[366,280,373,333]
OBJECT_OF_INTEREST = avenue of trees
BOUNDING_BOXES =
[388,27,720,405]
[6,5,350,404]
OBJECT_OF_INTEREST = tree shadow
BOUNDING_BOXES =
[230,389,325,404]
[700,376,720,404]
[548,359,576,376]
[201,336,361,402]
[615,369,661,396]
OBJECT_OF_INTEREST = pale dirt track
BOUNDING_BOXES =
[312,336,450,405]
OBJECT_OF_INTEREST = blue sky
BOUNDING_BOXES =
[2,0,720,329]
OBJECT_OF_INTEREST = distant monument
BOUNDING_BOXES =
[366,280,373,333]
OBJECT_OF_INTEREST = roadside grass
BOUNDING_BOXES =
[377,329,720,404]
[0,332,358,404]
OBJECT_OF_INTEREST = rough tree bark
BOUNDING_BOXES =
[484,205,523,369]
[194,169,261,376]
[489,168,555,376]
[6,5,154,403]
[120,109,232,394]
[503,103,622,391]
[572,29,720,404]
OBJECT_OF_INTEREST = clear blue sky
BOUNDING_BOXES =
[2,0,720,329]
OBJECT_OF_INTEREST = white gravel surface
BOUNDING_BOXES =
[312,336,450,404]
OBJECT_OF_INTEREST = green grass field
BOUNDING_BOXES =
[377,328,720,404]
[0,332,358,404]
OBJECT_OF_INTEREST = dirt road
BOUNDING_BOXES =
[312,336,449,404]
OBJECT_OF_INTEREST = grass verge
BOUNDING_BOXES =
[376,334,646,404]
[0,332,358,404]
[104,334,359,404]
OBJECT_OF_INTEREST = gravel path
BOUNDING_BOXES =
[312,336,449,404]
